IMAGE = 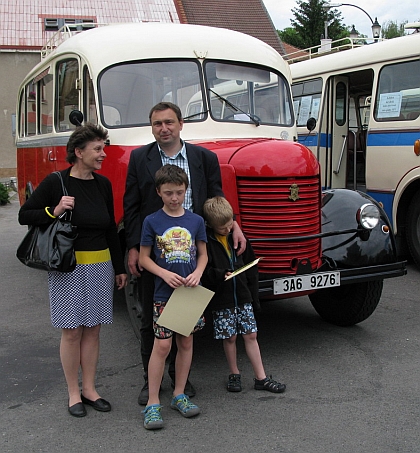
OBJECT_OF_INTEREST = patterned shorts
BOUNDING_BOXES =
[153,301,205,339]
[212,303,258,340]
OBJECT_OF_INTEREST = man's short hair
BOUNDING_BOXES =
[203,196,234,227]
[149,102,183,123]
[155,164,189,190]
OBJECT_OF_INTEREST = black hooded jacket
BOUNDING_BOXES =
[201,227,260,312]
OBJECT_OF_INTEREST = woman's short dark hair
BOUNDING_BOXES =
[66,123,108,164]
[149,102,183,123]
[155,164,189,190]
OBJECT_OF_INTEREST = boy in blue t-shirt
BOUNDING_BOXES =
[139,164,207,430]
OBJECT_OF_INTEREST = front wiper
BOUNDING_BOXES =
[208,88,260,126]
[183,110,209,121]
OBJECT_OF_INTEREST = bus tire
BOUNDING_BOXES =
[406,189,420,268]
[124,255,142,340]
[309,280,383,326]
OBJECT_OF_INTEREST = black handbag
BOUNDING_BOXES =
[16,172,78,272]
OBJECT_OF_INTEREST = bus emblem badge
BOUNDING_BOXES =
[289,183,300,201]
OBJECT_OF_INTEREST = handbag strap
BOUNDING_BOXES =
[54,171,68,196]
[54,171,72,220]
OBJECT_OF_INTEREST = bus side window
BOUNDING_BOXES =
[18,90,25,137]
[335,82,347,126]
[26,83,36,136]
[375,60,420,122]
[292,78,322,126]
[41,74,54,134]
[84,66,97,124]
[56,59,79,132]
[406,111,419,120]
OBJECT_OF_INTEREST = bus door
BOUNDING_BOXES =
[321,76,349,190]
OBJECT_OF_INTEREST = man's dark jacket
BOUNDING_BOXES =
[123,141,224,249]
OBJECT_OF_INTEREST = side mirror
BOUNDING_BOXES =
[306,117,316,132]
[69,110,84,127]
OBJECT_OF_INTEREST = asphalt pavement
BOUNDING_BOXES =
[1,193,420,453]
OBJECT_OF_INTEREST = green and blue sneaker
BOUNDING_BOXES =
[142,404,164,430]
[170,393,200,418]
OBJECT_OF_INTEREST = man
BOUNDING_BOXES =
[124,102,246,405]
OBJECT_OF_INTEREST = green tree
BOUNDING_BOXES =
[283,0,347,48]
[278,27,305,49]
[381,20,408,39]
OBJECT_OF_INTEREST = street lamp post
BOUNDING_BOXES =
[325,2,381,39]
[349,24,359,40]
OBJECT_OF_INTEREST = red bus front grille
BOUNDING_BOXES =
[237,176,321,275]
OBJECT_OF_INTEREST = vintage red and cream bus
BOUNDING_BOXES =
[16,23,405,334]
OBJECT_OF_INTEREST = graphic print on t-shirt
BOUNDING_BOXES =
[156,227,196,264]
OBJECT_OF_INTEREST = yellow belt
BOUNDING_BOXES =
[75,249,111,265]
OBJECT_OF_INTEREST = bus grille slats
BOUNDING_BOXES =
[237,176,321,275]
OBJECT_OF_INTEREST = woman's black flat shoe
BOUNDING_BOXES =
[81,394,111,412]
[68,402,87,417]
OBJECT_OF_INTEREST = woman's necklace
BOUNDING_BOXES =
[70,171,94,180]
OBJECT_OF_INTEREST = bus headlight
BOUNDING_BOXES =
[356,203,380,230]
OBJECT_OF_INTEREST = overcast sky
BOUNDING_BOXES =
[262,0,420,39]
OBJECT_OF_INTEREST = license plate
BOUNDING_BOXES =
[273,271,340,295]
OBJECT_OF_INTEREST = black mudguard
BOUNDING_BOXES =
[320,189,398,267]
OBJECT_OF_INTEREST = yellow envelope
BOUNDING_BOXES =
[225,257,262,280]
[156,285,215,337]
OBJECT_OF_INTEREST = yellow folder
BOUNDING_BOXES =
[156,285,215,337]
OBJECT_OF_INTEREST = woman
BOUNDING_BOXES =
[18,124,127,417]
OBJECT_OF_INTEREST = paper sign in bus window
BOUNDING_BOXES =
[377,92,402,118]
[311,97,321,120]
[293,99,300,116]
[297,95,312,125]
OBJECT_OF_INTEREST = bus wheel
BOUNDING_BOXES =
[309,280,383,326]
[406,189,420,267]
[124,256,142,340]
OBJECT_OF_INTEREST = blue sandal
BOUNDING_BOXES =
[170,394,200,418]
[142,404,164,430]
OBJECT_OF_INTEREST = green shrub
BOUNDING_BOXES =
[0,182,10,205]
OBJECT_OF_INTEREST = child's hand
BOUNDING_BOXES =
[162,270,185,288]
[184,269,202,287]
[224,271,233,280]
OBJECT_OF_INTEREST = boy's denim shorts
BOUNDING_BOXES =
[153,300,205,339]
[212,303,257,340]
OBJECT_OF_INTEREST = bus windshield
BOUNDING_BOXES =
[99,60,203,127]
[203,61,292,126]
[98,59,292,127]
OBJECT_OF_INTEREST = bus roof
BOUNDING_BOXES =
[33,23,288,79]
[290,33,420,81]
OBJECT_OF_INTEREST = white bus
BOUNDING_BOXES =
[289,32,420,266]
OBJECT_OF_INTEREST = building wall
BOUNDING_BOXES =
[0,51,40,177]
[0,0,179,179]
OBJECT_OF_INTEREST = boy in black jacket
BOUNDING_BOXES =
[202,197,286,393]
